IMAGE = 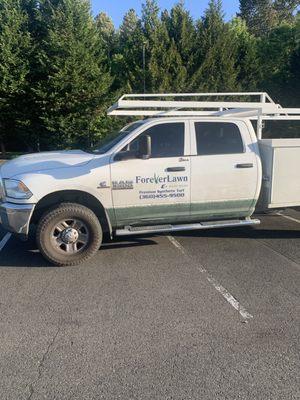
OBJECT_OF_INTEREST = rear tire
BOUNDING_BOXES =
[36,203,102,266]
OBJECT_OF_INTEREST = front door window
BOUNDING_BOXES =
[128,123,185,158]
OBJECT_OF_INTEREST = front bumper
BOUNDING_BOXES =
[0,202,35,236]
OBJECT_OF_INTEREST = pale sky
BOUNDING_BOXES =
[91,0,240,26]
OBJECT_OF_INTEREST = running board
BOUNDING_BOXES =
[115,218,260,236]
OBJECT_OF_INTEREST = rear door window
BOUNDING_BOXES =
[195,122,244,155]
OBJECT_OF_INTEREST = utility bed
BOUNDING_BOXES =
[259,139,300,209]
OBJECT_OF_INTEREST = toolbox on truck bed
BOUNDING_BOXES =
[259,139,300,209]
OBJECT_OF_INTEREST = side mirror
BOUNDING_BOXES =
[138,135,151,159]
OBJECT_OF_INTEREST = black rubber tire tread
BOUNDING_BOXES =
[36,202,102,266]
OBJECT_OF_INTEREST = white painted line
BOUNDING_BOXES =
[0,233,12,252]
[277,212,300,224]
[167,235,187,255]
[205,275,253,320]
[167,235,253,321]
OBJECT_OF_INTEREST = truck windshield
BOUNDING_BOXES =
[91,122,144,154]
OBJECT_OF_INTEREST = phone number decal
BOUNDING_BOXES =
[139,188,185,200]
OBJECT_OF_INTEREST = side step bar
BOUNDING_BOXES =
[116,218,261,236]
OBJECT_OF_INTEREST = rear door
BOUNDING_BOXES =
[110,121,191,226]
[190,120,258,220]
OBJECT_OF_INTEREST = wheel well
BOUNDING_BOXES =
[31,190,111,234]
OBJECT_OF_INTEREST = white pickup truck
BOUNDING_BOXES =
[0,93,299,265]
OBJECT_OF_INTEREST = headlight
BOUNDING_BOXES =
[4,179,33,199]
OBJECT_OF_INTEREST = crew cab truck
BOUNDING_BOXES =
[0,92,299,266]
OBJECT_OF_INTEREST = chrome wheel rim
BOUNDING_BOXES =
[51,219,89,254]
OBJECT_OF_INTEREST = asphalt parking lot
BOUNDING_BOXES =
[0,210,299,400]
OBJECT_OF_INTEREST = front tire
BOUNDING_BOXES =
[36,203,102,266]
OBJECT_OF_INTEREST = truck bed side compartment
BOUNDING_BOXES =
[258,139,300,209]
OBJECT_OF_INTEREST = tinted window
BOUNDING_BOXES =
[130,123,185,158]
[195,122,244,155]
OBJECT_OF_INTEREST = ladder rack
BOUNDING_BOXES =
[107,92,300,139]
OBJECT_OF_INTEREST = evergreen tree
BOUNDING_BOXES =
[0,0,31,155]
[142,0,187,92]
[32,0,112,149]
[273,0,300,23]
[95,12,116,61]
[239,0,299,35]
[229,17,261,90]
[19,0,38,32]
[191,0,239,91]
[259,20,299,103]
[148,32,188,92]
[18,0,46,152]
[116,9,145,92]
[163,1,197,77]
[288,14,300,105]
[239,0,277,35]
[142,0,160,38]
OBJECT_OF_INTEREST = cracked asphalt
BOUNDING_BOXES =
[0,210,299,400]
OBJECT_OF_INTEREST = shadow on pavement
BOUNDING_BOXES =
[0,226,8,241]
[172,227,300,240]
[0,236,158,268]
[101,237,158,251]
[0,239,53,268]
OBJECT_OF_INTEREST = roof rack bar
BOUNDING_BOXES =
[268,108,300,114]
[108,110,223,117]
[116,100,280,111]
[108,92,282,117]
[250,116,300,121]
[120,92,273,100]
[107,93,300,137]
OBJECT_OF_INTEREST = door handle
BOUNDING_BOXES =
[166,167,186,172]
[236,163,254,169]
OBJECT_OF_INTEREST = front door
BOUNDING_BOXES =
[110,121,191,226]
[190,120,259,220]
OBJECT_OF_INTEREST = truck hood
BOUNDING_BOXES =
[0,150,95,178]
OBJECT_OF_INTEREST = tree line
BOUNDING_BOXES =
[0,0,299,154]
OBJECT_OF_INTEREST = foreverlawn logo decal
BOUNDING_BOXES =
[136,173,188,185]
[112,174,188,192]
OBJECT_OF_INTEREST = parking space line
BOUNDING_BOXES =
[167,235,253,321]
[277,212,300,224]
[167,235,188,255]
[0,233,12,252]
